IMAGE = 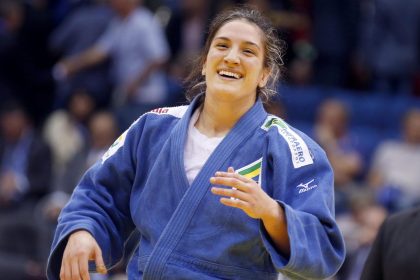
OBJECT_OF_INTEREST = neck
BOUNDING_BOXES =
[195,93,256,137]
[119,7,135,18]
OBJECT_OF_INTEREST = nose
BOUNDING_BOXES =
[224,47,240,65]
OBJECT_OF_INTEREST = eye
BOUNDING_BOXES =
[216,43,228,49]
[243,48,256,55]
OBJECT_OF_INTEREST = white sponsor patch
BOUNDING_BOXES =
[262,116,313,168]
[102,130,128,163]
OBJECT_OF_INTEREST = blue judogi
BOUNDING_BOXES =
[48,97,345,279]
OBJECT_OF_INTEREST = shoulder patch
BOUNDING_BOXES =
[102,130,128,163]
[262,116,313,168]
[149,105,188,118]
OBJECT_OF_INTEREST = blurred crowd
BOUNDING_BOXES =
[0,0,419,279]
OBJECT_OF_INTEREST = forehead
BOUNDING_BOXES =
[213,19,264,46]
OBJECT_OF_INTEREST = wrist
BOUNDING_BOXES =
[261,199,282,224]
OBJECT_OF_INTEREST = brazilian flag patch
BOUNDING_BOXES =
[236,158,263,184]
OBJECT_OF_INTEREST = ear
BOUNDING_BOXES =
[258,68,270,88]
[202,62,206,76]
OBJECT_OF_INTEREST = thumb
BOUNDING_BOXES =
[227,166,235,173]
[93,244,107,274]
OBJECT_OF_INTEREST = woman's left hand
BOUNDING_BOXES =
[210,167,278,220]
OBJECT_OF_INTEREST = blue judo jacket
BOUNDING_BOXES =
[48,97,345,279]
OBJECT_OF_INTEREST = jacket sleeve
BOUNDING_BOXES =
[261,130,346,279]
[47,116,147,279]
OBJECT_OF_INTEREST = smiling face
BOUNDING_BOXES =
[203,19,269,106]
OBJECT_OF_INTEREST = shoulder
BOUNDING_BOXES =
[261,115,325,168]
[386,207,420,228]
[132,8,156,25]
[374,140,403,158]
[125,105,188,133]
[377,140,401,150]
[101,105,188,163]
[147,105,189,118]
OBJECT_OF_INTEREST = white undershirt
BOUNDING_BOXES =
[184,109,225,185]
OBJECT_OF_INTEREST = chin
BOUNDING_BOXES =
[208,89,239,102]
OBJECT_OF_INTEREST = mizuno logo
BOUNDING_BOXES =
[296,179,318,194]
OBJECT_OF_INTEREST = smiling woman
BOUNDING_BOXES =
[185,7,283,104]
[48,6,345,280]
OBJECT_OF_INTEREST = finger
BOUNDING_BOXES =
[211,186,250,201]
[214,171,252,183]
[70,257,81,280]
[227,166,235,173]
[78,254,90,280]
[219,197,248,209]
[210,177,251,192]
[60,260,69,280]
[93,245,107,274]
[61,253,73,280]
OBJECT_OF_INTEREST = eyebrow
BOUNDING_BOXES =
[214,36,261,50]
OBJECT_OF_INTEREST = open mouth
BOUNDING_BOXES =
[217,70,243,79]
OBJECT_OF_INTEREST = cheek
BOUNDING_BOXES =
[205,51,220,66]
[247,65,264,82]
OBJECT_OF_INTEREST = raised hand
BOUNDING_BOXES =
[210,167,278,220]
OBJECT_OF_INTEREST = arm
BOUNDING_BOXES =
[367,143,388,189]
[211,132,345,279]
[260,201,290,257]
[265,130,346,279]
[56,46,108,78]
[47,116,147,279]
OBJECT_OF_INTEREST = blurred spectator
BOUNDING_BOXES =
[361,206,420,280]
[59,110,119,192]
[364,0,420,95]
[49,0,113,108]
[315,99,363,186]
[314,99,364,214]
[43,89,96,189]
[0,101,52,279]
[368,108,420,211]
[288,53,314,86]
[337,190,387,280]
[0,101,52,211]
[37,111,119,270]
[54,0,170,110]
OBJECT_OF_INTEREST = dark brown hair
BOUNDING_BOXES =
[184,6,285,103]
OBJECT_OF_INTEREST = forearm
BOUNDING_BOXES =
[62,47,107,75]
[261,200,290,257]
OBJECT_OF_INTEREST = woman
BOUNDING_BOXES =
[48,7,345,280]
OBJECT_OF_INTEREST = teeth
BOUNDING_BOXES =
[218,70,241,79]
